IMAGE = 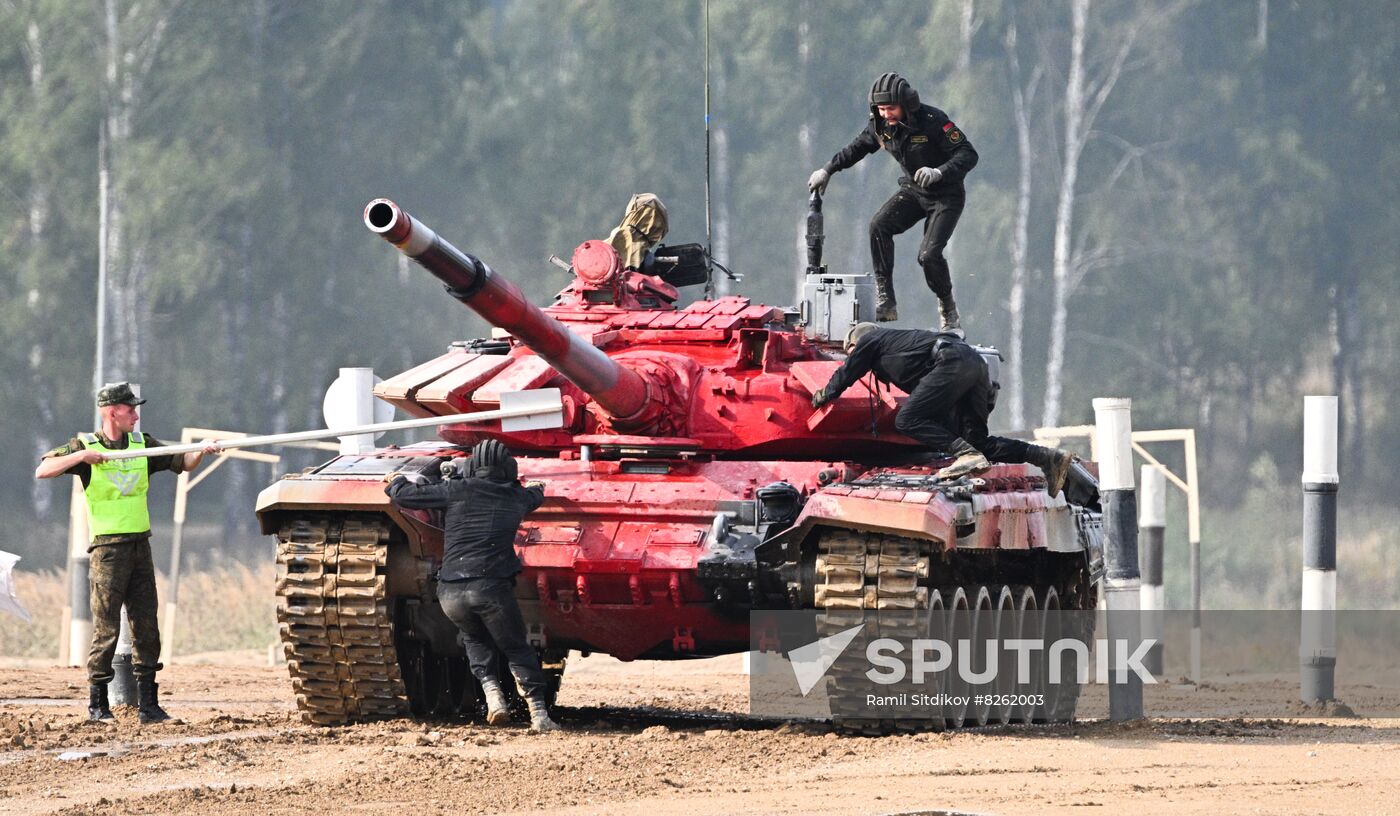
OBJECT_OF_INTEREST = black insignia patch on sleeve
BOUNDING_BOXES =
[947,128,964,144]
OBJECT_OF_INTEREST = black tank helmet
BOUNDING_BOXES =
[869,72,921,118]
[468,439,519,483]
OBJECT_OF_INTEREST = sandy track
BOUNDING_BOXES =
[1,655,1397,816]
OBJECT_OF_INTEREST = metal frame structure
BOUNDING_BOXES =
[1035,424,1202,684]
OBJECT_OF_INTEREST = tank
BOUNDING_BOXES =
[255,197,1104,731]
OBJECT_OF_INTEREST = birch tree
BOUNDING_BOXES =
[1040,0,1143,427]
[1003,20,1040,430]
[793,5,816,297]
[99,0,177,382]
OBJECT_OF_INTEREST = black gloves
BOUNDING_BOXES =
[811,387,833,409]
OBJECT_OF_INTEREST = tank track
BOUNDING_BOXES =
[275,517,409,725]
[811,529,1083,734]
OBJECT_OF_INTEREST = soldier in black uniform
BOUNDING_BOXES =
[811,323,1074,493]
[809,72,978,328]
[383,439,557,732]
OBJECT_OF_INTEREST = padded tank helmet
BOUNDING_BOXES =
[844,321,878,354]
[468,439,519,483]
[869,72,920,117]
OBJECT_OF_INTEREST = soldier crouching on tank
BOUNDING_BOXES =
[35,382,221,724]
[383,439,558,732]
[808,72,977,328]
[811,324,1075,494]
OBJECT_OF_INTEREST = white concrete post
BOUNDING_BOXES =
[1300,395,1339,702]
[1138,464,1167,677]
[111,384,139,705]
[336,368,378,455]
[1093,397,1143,720]
[65,482,91,667]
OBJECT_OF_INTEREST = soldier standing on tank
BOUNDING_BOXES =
[808,72,978,328]
[35,382,219,724]
[383,439,558,732]
[811,324,1074,492]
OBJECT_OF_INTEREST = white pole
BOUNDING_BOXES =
[1093,397,1143,720]
[1301,395,1339,702]
[98,394,564,461]
[337,367,377,455]
[65,482,91,667]
[111,384,138,705]
[1184,430,1202,685]
[1138,464,1167,677]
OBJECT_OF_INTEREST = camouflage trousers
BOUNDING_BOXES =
[87,540,163,685]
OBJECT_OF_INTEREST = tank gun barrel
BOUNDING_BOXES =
[364,199,650,422]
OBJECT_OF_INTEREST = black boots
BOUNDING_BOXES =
[88,678,172,723]
[88,684,114,723]
[1029,445,1074,499]
[873,273,898,322]
[479,678,512,726]
[938,296,961,331]
[137,676,172,724]
[527,695,559,733]
[936,447,990,480]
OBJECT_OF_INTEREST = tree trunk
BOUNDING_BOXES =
[102,0,171,382]
[102,0,130,381]
[23,15,56,518]
[958,0,979,75]
[712,52,732,297]
[1005,23,1039,430]
[1041,0,1089,428]
[1329,276,1363,480]
[847,161,870,274]
[1039,0,1141,426]
[794,7,815,299]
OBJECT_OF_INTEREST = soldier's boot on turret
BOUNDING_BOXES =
[479,678,512,725]
[136,677,172,724]
[938,295,961,332]
[527,695,559,733]
[1028,445,1074,499]
[88,684,115,723]
[936,445,990,480]
[873,273,899,322]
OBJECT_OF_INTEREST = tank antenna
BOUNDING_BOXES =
[702,0,715,301]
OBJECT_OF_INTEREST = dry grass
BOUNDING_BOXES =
[0,563,277,659]
[0,569,67,659]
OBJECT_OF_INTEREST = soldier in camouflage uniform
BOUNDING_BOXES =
[35,383,219,723]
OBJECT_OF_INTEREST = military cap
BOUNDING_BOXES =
[96,382,147,408]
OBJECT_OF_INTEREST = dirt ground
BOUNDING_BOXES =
[2,653,1398,816]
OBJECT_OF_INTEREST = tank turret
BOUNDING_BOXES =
[365,197,918,457]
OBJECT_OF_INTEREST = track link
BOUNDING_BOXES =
[275,517,409,725]
[811,530,1082,733]
[814,531,932,734]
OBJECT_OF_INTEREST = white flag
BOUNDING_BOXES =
[0,550,32,623]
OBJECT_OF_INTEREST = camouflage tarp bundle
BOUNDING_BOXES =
[606,193,669,270]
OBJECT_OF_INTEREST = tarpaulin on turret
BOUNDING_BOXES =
[606,193,669,270]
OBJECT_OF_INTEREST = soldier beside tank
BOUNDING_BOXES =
[808,72,978,328]
[383,439,558,732]
[34,382,219,724]
[812,324,1075,493]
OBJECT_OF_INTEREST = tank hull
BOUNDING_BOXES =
[257,448,1100,726]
